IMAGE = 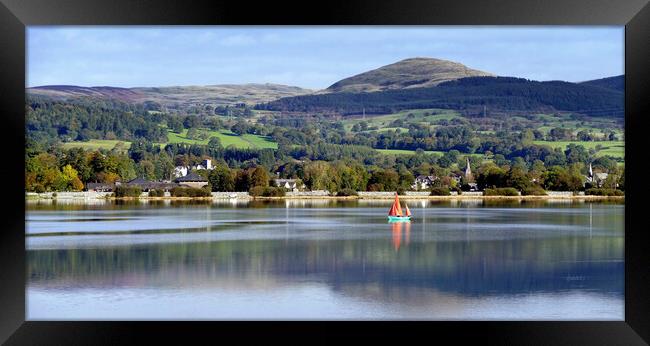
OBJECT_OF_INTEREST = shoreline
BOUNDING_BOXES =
[249,195,624,201]
[26,195,625,202]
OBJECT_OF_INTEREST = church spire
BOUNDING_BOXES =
[465,157,472,178]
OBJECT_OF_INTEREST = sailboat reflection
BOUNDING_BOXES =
[391,221,411,250]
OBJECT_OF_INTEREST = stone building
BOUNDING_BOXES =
[585,163,614,188]
[175,171,209,189]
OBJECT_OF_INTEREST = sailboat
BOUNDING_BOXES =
[388,193,412,222]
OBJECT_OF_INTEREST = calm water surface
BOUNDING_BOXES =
[26,199,624,320]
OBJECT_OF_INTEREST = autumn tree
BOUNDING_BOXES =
[250,166,270,188]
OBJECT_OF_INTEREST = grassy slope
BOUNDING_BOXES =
[60,128,278,151]
[241,134,278,149]
[376,149,485,158]
[532,140,624,158]
[167,128,277,149]
[341,108,462,131]
[61,140,132,151]
[376,149,439,155]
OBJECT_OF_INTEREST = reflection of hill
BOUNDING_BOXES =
[28,234,623,301]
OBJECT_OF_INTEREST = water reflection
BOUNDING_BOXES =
[26,200,624,320]
[26,197,625,209]
[390,222,411,251]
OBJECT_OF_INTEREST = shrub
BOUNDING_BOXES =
[585,188,624,196]
[170,186,211,197]
[148,189,165,197]
[249,186,266,197]
[430,187,451,196]
[396,187,406,195]
[171,187,188,197]
[336,188,358,197]
[114,185,143,198]
[263,187,286,197]
[484,187,520,196]
[249,186,286,197]
[51,192,58,198]
[521,186,547,196]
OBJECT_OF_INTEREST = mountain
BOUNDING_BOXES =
[579,75,624,92]
[325,57,495,93]
[259,76,624,117]
[27,83,313,107]
[26,85,142,103]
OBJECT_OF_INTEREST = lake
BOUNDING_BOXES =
[26,199,624,320]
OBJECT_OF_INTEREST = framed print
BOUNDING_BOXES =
[1,0,648,344]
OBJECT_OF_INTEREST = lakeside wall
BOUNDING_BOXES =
[286,190,330,197]
[212,192,251,199]
[26,191,113,199]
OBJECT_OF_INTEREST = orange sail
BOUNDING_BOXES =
[388,193,403,216]
[404,203,411,217]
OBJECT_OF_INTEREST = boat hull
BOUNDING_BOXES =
[388,216,411,222]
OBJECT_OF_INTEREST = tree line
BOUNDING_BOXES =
[25,139,623,194]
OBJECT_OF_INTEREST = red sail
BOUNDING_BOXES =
[388,193,403,216]
[404,203,411,217]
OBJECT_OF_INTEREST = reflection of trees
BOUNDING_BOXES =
[26,199,625,213]
[28,235,623,298]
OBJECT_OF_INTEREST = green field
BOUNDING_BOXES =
[167,129,277,149]
[376,149,486,158]
[61,140,132,151]
[534,113,623,136]
[375,127,411,133]
[376,149,439,156]
[60,128,278,152]
[240,134,278,149]
[533,140,624,159]
[342,108,462,131]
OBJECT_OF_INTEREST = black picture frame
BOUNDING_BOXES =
[1,0,648,344]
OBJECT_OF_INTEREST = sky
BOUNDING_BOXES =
[27,26,624,90]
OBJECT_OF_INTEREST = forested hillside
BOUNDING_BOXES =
[258,76,624,117]
[579,75,624,92]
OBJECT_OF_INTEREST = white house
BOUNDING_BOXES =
[273,178,302,192]
[173,159,213,178]
[411,175,438,190]
[173,166,189,178]
[194,159,213,171]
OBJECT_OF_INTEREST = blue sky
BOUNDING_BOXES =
[27,26,624,90]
